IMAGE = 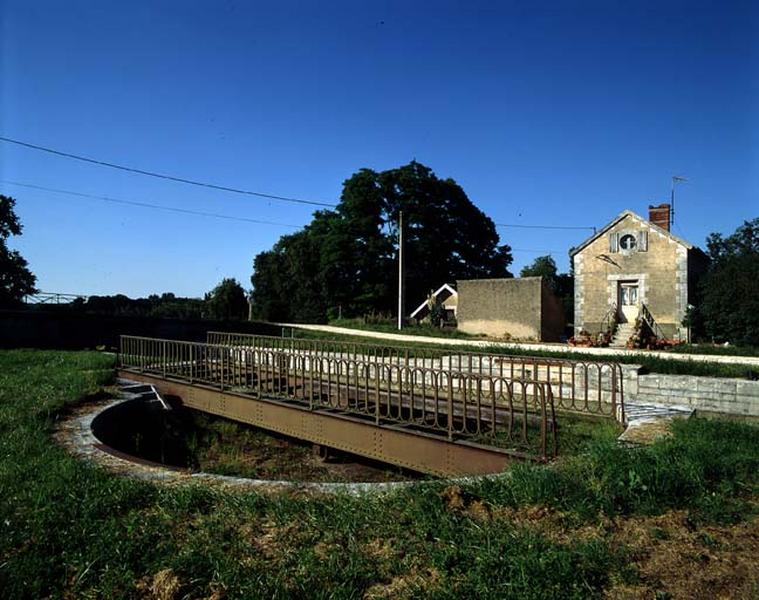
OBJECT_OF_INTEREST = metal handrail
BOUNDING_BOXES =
[640,303,666,340]
[119,335,559,460]
[600,302,618,337]
[206,331,625,423]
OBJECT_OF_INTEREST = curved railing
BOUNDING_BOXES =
[206,331,625,423]
[119,335,558,460]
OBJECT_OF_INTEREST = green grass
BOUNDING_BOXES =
[294,327,759,379]
[1,350,757,598]
[662,343,759,358]
[327,317,479,339]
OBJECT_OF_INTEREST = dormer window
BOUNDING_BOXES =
[619,234,637,251]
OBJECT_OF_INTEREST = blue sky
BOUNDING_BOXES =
[1,0,757,298]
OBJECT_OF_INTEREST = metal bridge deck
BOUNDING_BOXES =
[118,334,623,477]
[118,369,522,477]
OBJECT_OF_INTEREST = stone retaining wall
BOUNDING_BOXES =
[625,370,759,418]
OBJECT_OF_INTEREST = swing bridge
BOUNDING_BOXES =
[117,332,625,477]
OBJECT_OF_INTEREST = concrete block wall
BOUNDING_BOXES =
[628,371,759,418]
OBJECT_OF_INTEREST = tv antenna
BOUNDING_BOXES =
[671,175,687,227]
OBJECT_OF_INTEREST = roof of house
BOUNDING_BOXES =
[409,283,457,319]
[569,209,696,257]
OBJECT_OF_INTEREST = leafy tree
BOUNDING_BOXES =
[69,293,204,318]
[0,195,37,307]
[251,161,512,322]
[705,218,759,262]
[205,278,249,321]
[520,255,558,283]
[424,290,447,327]
[379,162,512,311]
[699,218,759,345]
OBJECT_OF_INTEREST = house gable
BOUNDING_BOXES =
[570,210,693,258]
[409,283,457,320]
[572,210,699,341]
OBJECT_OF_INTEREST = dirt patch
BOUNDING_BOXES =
[363,538,395,561]
[440,485,492,521]
[619,416,680,445]
[606,511,759,599]
[363,568,441,599]
[136,568,182,600]
[239,516,315,566]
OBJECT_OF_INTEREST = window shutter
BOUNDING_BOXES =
[609,232,619,253]
[638,230,648,252]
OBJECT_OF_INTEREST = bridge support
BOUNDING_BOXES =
[119,370,524,477]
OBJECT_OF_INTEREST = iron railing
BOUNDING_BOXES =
[206,331,625,423]
[640,303,666,340]
[119,335,558,460]
[600,302,618,338]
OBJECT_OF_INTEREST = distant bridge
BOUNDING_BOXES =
[24,292,87,305]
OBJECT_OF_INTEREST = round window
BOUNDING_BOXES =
[619,234,637,251]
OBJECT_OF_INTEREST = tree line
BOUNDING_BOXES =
[3,184,758,345]
[250,161,513,323]
[1,193,249,320]
[69,279,249,321]
[688,217,759,346]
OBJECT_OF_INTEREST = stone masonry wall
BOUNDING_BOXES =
[624,370,759,418]
[574,212,688,338]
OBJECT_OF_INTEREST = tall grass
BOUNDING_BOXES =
[328,317,477,339]
[0,350,756,598]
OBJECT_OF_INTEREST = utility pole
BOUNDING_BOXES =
[671,176,687,228]
[397,210,404,331]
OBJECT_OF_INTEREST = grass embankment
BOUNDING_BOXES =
[327,318,478,340]
[325,321,759,359]
[295,327,759,379]
[1,350,758,598]
[662,343,759,358]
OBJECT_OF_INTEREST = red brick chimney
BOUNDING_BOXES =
[648,203,671,232]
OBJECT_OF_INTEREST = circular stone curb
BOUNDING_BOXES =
[54,381,509,495]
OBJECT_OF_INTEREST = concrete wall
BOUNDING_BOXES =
[573,212,692,339]
[456,277,565,341]
[541,283,567,341]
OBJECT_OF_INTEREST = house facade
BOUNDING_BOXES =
[571,204,708,340]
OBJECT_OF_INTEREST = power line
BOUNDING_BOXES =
[0,135,337,208]
[496,223,596,232]
[511,248,565,254]
[0,180,301,229]
[0,136,602,231]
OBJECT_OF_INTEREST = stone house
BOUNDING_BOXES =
[571,204,708,340]
[456,277,566,341]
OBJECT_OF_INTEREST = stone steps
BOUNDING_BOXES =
[609,323,636,348]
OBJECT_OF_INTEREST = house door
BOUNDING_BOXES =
[618,282,639,323]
